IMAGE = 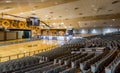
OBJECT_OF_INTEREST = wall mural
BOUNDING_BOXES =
[0,19,41,35]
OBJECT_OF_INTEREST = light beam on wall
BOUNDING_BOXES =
[106,29,111,33]
[92,29,97,34]
[81,29,86,34]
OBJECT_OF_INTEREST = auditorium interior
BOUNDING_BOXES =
[0,0,120,73]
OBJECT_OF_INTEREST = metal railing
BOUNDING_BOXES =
[0,45,57,62]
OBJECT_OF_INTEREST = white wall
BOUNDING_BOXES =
[89,29,102,34]
[74,27,119,35]
[103,28,118,34]
[79,29,88,34]
[18,31,24,39]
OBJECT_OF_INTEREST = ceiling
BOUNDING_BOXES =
[0,0,120,29]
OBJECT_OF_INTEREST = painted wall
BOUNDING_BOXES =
[0,31,4,41]
[41,29,66,36]
[18,31,24,39]
[0,30,30,41]
[6,31,17,40]
[23,31,31,38]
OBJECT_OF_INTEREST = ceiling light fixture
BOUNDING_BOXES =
[20,12,24,15]
[108,9,113,12]
[59,16,62,18]
[31,13,36,15]
[6,16,10,18]
[34,6,38,8]
[79,13,83,15]
[40,0,45,2]
[45,15,48,17]
[48,18,51,19]
[53,18,56,20]
[54,2,58,5]
[65,18,68,20]
[112,19,115,21]
[64,26,67,28]
[6,0,12,3]
[74,7,79,10]
[65,9,69,12]
[50,12,53,14]
[31,10,35,13]
[61,22,64,25]
[112,0,120,4]
[53,23,56,25]
[78,21,80,24]
[91,5,95,7]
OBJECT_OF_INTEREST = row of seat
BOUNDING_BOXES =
[84,36,120,49]
[91,48,118,73]
[34,47,71,61]
[25,63,60,73]
[105,51,120,73]
[43,65,76,73]
[80,49,110,71]
[0,56,40,73]
[13,61,53,73]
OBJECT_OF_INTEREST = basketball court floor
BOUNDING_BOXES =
[0,39,61,62]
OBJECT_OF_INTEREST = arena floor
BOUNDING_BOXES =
[0,39,60,62]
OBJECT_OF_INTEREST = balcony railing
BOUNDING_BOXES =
[0,45,57,62]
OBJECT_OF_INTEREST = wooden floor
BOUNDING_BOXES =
[0,39,59,62]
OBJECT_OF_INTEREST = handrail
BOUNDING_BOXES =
[0,45,57,62]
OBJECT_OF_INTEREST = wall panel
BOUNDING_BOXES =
[0,31,4,41]
[6,31,17,40]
